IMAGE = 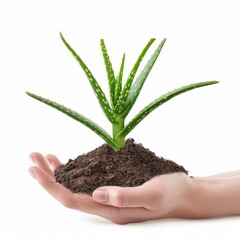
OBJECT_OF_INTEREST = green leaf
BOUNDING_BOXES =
[60,33,116,123]
[122,38,167,118]
[118,80,219,137]
[100,39,116,107]
[26,92,120,149]
[114,38,156,114]
[114,53,125,107]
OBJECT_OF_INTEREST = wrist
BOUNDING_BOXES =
[171,176,211,219]
[163,174,202,219]
[184,177,209,218]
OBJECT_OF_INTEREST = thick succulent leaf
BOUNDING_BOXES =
[114,53,125,107]
[60,33,116,123]
[100,39,116,107]
[122,38,167,118]
[114,38,156,114]
[118,80,219,137]
[25,92,120,149]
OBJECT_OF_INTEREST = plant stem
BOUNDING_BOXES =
[112,116,125,149]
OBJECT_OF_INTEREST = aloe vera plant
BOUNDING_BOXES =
[26,33,218,150]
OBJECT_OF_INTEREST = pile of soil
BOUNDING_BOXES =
[54,138,188,194]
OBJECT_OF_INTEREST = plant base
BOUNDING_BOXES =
[54,139,188,194]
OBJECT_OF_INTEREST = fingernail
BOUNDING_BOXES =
[28,168,36,179]
[93,189,108,203]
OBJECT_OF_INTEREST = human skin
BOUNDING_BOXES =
[28,152,240,224]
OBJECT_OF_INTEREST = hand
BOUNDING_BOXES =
[28,152,195,224]
[28,153,240,224]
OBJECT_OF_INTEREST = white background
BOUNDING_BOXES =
[0,0,240,239]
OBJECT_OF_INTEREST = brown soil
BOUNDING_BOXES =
[54,138,188,194]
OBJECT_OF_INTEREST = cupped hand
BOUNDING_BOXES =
[28,153,195,224]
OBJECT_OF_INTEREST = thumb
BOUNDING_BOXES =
[92,185,154,208]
